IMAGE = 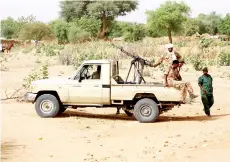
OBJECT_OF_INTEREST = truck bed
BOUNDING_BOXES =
[111,82,181,102]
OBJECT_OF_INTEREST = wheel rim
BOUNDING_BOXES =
[40,100,54,113]
[140,104,152,117]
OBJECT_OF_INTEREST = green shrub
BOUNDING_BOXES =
[190,54,205,71]
[37,43,64,56]
[22,63,49,90]
[58,46,76,65]
[174,41,186,47]
[218,51,230,66]
[199,38,213,48]
[22,46,34,54]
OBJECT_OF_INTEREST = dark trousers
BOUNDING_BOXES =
[201,94,214,115]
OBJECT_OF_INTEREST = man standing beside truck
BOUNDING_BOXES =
[165,60,198,104]
[198,67,214,117]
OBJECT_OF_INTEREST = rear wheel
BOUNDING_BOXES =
[35,94,60,118]
[133,98,159,123]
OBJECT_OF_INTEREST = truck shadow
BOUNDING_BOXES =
[58,110,230,122]
[157,114,230,122]
[58,110,135,121]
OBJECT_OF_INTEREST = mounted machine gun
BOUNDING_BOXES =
[111,43,152,84]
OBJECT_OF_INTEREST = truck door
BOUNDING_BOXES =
[69,64,103,105]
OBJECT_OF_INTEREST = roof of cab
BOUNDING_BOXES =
[83,59,114,64]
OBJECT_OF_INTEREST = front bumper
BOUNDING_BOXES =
[24,93,37,103]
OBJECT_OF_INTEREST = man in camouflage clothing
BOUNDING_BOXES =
[165,60,198,104]
[198,67,214,117]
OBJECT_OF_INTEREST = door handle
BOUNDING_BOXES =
[72,85,81,87]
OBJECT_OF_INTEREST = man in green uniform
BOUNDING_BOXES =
[198,67,214,117]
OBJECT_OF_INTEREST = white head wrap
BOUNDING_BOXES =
[167,43,173,49]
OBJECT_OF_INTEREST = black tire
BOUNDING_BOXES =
[58,106,67,114]
[133,98,159,123]
[35,94,60,118]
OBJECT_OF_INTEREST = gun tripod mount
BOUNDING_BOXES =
[111,43,152,84]
[125,57,146,84]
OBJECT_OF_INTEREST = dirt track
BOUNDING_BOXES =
[1,53,230,162]
[2,101,230,162]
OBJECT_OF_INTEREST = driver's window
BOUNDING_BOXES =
[79,64,101,80]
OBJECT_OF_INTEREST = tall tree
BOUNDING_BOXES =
[17,14,36,24]
[19,22,53,41]
[1,17,20,39]
[182,18,199,36]
[146,1,190,43]
[59,1,91,22]
[218,13,230,36]
[49,20,70,44]
[59,0,138,38]
[196,12,222,35]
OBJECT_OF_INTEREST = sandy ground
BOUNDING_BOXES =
[1,52,230,162]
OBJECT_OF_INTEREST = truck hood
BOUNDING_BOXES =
[31,77,70,85]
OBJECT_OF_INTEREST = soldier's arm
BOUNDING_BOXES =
[175,51,182,62]
[198,77,205,92]
[164,67,171,86]
[177,69,182,81]
[151,56,164,68]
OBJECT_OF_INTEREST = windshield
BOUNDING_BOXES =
[69,64,83,79]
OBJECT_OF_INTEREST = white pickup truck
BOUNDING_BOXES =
[25,59,181,123]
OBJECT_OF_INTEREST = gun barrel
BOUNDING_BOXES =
[111,43,152,67]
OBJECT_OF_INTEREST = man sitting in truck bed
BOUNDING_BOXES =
[165,60,198,104]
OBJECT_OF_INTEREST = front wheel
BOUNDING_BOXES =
[133,98,159,123]
[35,94,60,118]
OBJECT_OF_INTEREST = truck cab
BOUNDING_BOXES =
[67,59,112,106]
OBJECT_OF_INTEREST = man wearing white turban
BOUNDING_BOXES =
[150,43,183,78]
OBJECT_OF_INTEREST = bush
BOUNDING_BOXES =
[190,54,205,71]
[174,41,186,47]
[22,63,49,90]
[199,38,213,48]
[22,46,34,54]
[58,45,76,65]
[58,41,118,68]
[218,51,230,66]
[36,43,64,56]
